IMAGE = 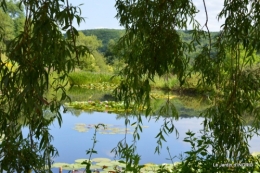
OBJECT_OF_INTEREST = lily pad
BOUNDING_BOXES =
[73,127,88,132]
[74,159,89,164]
[60,164,75,170]
[52,162,70,168]
[72,123,136,135]
[92,158,111,163]
[96,162,115,167]
[90,164,103,169]
[52,163,77,170]
[73,123,89,132]
[109,161,126,168]
[71,163,86,169]
[143,163,159,170]
[108,132,116,134]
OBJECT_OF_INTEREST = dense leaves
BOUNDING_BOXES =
[0,0,88,172]
[113,0,260,171]
[82,29,125,54]
[113,0,201,158]
[1,0,260,172]
[75,32,109,72]
[0,0,25,51]
[196,0,260,164]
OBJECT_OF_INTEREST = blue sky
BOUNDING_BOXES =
[71,0,123,30]
[71,0,224,31]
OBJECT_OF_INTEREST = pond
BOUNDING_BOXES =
[48,110,260,172]
[45,87,260,172]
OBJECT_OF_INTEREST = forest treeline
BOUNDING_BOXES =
[1,1,260,82]
[81,29,220,65]
[0,0,25,48]
[0,0,220,73]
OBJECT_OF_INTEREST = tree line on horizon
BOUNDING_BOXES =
[3,1,252,77]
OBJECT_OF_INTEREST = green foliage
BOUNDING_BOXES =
[0,0,25,51]
[0,8,14,50]
[0,0,88,172]
[1,0,260,172]
[180,130,216,173]
[75,32,112,72]
[0,9,14,40]
[66,87,114,102]
[66,100,136,114]
[5,0,25,36]
[82,124,105,173]
[105,39,117,64]
[112,2,201,166]
[68,70,121,86]
[92,51,113,73]
[179,130,260,173]
[113,0,200,116]
[81,29,125,53]
[80,29,127,68]
[76,32,102,52]
[191,0,260,165]
[112,0,260,171]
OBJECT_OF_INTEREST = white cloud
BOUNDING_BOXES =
[193,0,225,31]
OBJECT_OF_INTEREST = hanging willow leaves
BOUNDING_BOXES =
[115,0,260,170]
[114,0,201,157]
[0,0,88,172]
[192,0,260,165]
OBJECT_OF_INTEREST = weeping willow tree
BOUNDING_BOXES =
[1,0,260,172]
[113,0,260,172]
[0,0,88,172]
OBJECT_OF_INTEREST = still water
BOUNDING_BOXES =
[49,110,260,165]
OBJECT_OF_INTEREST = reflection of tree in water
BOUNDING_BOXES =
[69,109,82,117]
[150,96,204,118]
[100,94,115,101]
[67,87,114,102]
[64,88,211,119]
[115,114,135,120]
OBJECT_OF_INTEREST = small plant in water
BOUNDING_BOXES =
[81,123,105,173]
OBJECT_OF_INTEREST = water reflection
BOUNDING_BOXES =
[50,112,202,164]
[49,111,260,166]
[49,87,260,167]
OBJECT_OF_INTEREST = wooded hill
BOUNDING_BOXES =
[81,29,125,54]
[80,29,220,62]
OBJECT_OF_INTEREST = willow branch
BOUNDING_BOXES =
[66,0,79,64]
[202,0,212,57]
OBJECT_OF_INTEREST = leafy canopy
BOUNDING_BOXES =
[113,0,260,171]
[1,0,260,172]
[0,0,88,172]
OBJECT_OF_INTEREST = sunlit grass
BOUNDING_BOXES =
[68,70,121,86]
[67,69,203,95]
[151,75,180,89]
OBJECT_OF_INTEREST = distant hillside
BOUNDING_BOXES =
[179,30,220,63]
[80,29,125,54]
[80,29,221,64]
